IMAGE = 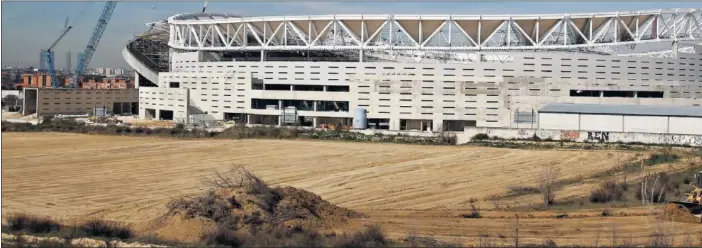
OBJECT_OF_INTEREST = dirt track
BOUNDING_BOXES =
[2,132,700,246]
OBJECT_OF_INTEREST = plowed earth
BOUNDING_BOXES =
[3,132,700,246]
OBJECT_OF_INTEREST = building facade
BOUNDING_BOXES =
[125,9,702,131]
[22,88,139,117]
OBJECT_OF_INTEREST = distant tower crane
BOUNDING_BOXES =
[71,1,117,88]
[46,21,73,88]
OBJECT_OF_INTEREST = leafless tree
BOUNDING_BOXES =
[682,234,693,248]
[610,222,618,247]
[513,214,520,248]
[539,162,561,207]
[593,224,602,247]
[641,162,647,206]
[650,216,672,248]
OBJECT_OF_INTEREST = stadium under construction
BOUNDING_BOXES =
[123,8,702,133]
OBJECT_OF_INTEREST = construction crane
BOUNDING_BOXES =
[71,1,117,88]
[46,21,73,88]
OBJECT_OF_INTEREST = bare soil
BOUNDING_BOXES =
[2,132,701,246]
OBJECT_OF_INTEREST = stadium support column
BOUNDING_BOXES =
[672,41,678,59]
[359,50,364,62]
[278,100,283,126]
[311,103,318,128]
[134,72,140,89]
[261,50,266,62]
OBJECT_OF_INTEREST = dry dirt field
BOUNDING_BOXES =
[2,132,701,246]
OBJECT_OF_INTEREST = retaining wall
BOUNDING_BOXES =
[461,127,702,147]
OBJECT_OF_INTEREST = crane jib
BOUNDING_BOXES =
[71,1,117,88]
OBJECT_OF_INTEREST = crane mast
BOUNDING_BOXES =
[72,1,117,88]
[46,25,73,88]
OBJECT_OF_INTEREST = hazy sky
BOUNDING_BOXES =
[2,1,701,69]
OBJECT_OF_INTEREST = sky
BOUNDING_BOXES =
[2,1,701,69]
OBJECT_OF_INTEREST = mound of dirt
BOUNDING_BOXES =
[138,215,217,243]
[661,203,702,224]
[146,167,363,243]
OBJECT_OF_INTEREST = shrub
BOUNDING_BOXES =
[589,181,626,203]
[337,225,388,247]
[507,186,541,196]
[167,190,234,222]
[35,239,67,248]
[203,225,242,247]
[471,133,490,140]
[6,213,61,233]
[543,239,557,247]
[81,220,132,239]
[461,204,481,219]
[645,153,680,166]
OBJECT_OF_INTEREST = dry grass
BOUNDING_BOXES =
[1,132,637,219]
[4,132,701,246]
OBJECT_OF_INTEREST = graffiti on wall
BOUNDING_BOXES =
[560,130,580,141]
[536,129,558,140]
[666,135,702,146]
[463,127,702,147]
[586,131,610,142]
[517,129,530,138]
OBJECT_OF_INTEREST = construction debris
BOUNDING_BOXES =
[88,116,123,124]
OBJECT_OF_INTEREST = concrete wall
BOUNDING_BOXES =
[624,115,668,133]
[29,88,139,117]
[461,127,702,147]
[2,90,22,99]
[669,117,702,135]
[580,114,623,132]
[538,113,579,130]
[537,112,702,135]
[139,87,189,121]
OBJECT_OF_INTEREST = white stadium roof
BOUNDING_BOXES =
[164,8,702,52]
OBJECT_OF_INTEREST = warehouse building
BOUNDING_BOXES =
[22,88,139,117]
[538,103,702,135]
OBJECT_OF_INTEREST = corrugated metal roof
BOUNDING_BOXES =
[538,103,702,118]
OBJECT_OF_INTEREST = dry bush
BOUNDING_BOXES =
[542,239,558,247]
[205,165,282,213]
[335,225,388,248]
[649,231,671,248]
[34,239,67,248]
[5,213,61,234]
[507,186,541,196]
[590,180,627,203]
[403,233,461,247]
[203,225,242,247]
[167,190,234,222]
[80,219,132,239]
[460,204,481,219]
[539,163,561,207]
[8,235,27,248]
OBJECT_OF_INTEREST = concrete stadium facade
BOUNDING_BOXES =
[125,9,702,131]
